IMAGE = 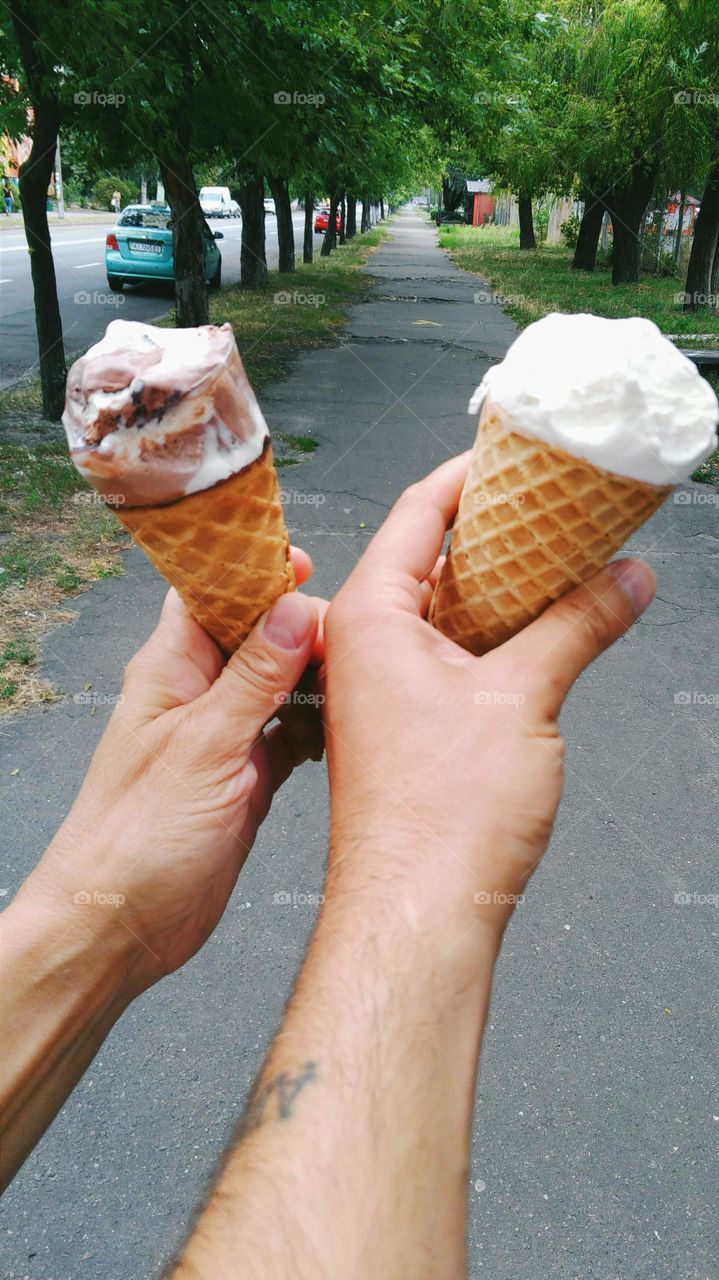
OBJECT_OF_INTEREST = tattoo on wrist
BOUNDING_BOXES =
[238,1061,318,1138]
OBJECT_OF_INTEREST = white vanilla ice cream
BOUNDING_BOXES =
[468,313,718,485]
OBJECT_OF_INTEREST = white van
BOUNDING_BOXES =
[199,187,233,219]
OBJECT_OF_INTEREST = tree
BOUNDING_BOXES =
[4,3,66,419]
[555,0,714,284]
[683,159,719,310]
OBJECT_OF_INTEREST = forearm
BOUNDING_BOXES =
[174,869,500,1280]
[0,869,136,1189]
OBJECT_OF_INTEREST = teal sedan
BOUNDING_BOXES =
[106,204,223,291]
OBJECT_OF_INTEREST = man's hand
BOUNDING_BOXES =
[172,458,655,1280]
[324,452,655,951]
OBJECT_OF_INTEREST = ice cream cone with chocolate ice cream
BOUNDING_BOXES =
[63,319,293,654]
[430,313,718,656]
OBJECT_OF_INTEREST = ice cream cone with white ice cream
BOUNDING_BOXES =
[429,313,718,656]
[63,320,293,654]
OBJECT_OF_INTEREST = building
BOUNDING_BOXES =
[466,179,495,226]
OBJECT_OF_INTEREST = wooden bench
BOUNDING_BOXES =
[678,349,719,380]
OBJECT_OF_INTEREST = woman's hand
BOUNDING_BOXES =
[15,548,326,995]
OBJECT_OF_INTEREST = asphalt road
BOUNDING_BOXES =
[0,211,307,388]
[1,211,717,1280]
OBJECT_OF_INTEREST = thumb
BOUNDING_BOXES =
[207,592,318,752]
[505,558,656,717]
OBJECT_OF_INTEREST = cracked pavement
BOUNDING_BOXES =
[1,210,717,1280]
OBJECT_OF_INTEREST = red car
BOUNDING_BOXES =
[314,206,342,233]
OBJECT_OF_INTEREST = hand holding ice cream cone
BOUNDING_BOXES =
[63,319,294,655]
[430,313,718,655]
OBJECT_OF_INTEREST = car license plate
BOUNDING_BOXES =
[129,240,162,254]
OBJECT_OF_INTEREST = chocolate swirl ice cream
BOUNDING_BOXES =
[63,320,269,507]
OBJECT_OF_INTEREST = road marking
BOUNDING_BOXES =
[0,237,106,254]
[75,261,102,268]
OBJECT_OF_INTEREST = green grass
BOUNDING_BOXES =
[275,432,319,453]
[0,439,129,712]
[439,224,719,482]
[1,639,35,665]
[0,442,86,526]
[439,224,719,341]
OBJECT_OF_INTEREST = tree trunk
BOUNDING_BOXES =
[572,191,605,271]
[11,2,66,420]
[604,163,656,285]
[339,191,346,244]
[267,174,295,273]
[710,233,719,298]
[361,195,371,233]
[673,194,686,270]
[346,193,356,239]
[380,197,385,220]
[321,191,341,257]
[518,196,536,250]
[159,155,208,327]
[237,173,267,288]
[683,163,719,310]
[303,189,313,263]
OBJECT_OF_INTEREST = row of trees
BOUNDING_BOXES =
[4,1,718,422]
[439,0,719,303]
[0,0,510,419]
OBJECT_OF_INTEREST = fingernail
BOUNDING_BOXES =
[263,594,313,650]
[608,559,656,617]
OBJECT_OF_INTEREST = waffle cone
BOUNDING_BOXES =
[115,443,294,654]
[429,400,672,655]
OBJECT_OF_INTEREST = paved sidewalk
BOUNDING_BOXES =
[0,208,118,231]
[1,211,717,1280]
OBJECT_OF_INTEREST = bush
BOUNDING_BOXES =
[92,176,138,212]
[534,207,549,243]
[560,212,581,248]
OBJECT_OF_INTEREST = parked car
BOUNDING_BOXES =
[199,186,233,218]
[105,205,223,291]
[314,206,341,233]
[263,198,275,215]
[228,199,241,218]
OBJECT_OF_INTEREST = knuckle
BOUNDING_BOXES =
[227,643,285,700]
[554,588,616,654]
